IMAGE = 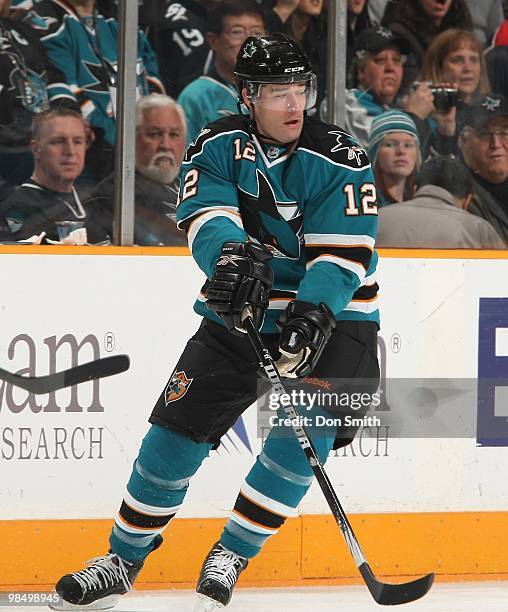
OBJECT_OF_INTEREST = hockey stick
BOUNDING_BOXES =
[0,354,130,394]
[244,317,434,606]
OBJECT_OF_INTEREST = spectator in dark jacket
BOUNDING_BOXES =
[382,0,474,85]
[0,108,106,243]
[347,0,372,69]
[266,0,327,111]
[86,95,187,246]
[458,94,508,243]
[486,45,508,99]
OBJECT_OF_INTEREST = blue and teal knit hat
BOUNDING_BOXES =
[368,110,422,168]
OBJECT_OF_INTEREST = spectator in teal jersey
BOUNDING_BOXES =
[34,0,164,180]
[0,0,77,190]
[177,0,266,146]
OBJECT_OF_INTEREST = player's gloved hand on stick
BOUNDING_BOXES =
[205,242,273,334]
[276,301,336,378]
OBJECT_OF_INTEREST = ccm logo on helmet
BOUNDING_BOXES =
[284,66,305,73]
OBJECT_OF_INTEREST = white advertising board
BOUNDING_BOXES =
[0,253,507,520]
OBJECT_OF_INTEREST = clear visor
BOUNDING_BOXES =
[246,75,317,111]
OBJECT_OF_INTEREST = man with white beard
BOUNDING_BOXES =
[86,94,187,245]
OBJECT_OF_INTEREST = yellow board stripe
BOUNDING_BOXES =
[0,245,508,259]
[1,511,508,590]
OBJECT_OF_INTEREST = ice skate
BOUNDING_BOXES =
[49,535,163,610]
[49,552,143,610]
[193,542,248,610]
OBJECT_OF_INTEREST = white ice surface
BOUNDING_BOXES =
[14,582,508,612]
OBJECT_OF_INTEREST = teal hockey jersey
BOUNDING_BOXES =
[37,4,163,145]
[176,114,379,333]
[177,71,239,146]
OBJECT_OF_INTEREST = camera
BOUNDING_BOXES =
[430,86,460,111]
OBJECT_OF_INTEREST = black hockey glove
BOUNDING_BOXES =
[205,242,273,334]
[276,301,336,378]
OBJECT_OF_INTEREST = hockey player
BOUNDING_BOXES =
[50,34,380,611]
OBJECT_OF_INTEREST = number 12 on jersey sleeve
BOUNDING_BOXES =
[343,183,378,216]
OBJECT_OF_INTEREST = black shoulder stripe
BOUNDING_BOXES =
[305,244,373,270]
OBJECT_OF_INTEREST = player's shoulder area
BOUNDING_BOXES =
[297,116,371,171]
[183,115,251,163]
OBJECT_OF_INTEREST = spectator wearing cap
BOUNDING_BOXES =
[368,110,421,206]
[458,94,508,242]
[343,26,447,156]
[377,156,505,248]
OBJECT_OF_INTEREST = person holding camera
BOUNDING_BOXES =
[344,26,457,158]
[419,28,492,155]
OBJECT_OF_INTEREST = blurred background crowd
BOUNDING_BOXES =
[1,0,508,248]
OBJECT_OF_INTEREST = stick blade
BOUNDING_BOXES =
[359,563,434,605]
[62,355,130,389]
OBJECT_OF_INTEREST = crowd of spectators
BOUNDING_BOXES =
[0,0,507,248]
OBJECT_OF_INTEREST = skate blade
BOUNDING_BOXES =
[193,593,225,611]
[49,593,120,610]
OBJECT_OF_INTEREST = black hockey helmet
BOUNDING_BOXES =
[234,34,317,110]
[235,33,313,83]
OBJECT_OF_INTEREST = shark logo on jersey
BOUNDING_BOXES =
[165,370,193,404]
[239,169,303,259]
[329,130,366,166]
[165,3,189,21]
[242,41,257,59]
[82,58,118,94]
[482,96,501,112]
